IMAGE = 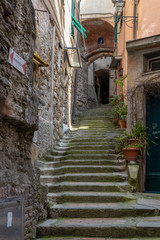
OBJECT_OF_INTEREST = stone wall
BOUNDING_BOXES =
[76,56,88,113]
[32,0,69,158]
[0,0,47,238]
[75,36,97,114]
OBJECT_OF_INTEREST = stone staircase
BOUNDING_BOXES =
[36,105,160,240]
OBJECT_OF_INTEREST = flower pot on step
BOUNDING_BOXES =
[123,147,140,161]
[119,120,126,128]
[128,138,139,145]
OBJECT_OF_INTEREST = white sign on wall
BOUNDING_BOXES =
[8,48,26,75]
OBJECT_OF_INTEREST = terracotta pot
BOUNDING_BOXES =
[123,147,140,161]
[119,120,126,128]
[128,138,139,145]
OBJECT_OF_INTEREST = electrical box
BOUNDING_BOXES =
[0,197,24,240]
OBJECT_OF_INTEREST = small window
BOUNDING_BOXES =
[58,47,62,70]
[148,57,160,72]
[143,51,160,73]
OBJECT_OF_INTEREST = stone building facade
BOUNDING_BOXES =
[126,35,160,192]
[75,35,97,115]
[31,0,67,159]
[0,0,47,239]
[31,0,81,159]
[0,0,84,239]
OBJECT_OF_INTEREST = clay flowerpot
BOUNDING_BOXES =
[123,148,140,161]
[119,120,126,128]
[128,139,139,145]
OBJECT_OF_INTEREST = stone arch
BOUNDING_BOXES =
[81,18,115,64]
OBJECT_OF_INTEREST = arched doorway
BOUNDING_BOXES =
[95,69,110,104]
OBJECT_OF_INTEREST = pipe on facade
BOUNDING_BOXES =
[133,0,136,40]
[51,25,56,123]
[72,0,81,122]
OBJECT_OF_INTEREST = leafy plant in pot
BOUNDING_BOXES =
[113,102,127,128]
[109,95,121,106]
[116,122,149,161]
[110,102,127,128]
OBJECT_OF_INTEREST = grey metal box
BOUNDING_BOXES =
[0,197,24,240]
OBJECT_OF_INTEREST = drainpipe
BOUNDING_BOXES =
[133,0,136,40]
[51,25,56,142]
[72,0,80,122]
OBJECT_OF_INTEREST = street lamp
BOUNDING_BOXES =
[65,47,82,68]
[112,0,125,15]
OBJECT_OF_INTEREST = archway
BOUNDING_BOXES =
[81,18,115,64]
[95,69,110,104]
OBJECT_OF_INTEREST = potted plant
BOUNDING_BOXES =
[112,102,127,128]
[109,95,121,106]
[116,122,149,161]
[123,143,141,161]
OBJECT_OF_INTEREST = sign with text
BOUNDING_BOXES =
[8,48,26,75]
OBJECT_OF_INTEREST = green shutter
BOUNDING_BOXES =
[71,0,75,38]
[71,0,87,39]
[72,16,87,39]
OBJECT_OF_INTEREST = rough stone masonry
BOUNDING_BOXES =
[0,0,47,239]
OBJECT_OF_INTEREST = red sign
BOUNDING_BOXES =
[8,48,26,75]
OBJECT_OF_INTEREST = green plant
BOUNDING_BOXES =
[116,121,149,155]
[109,95,121,106]
[111,102,127,121]
[115,75,127,99]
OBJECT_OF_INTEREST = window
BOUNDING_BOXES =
[143,51,160,73]
[58,47,62,71]
[148,57,160,72]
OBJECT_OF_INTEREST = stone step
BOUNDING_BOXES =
[45,154,123,161]
[67,142,116,146]
[47,192,136,204]
[76,131,123,135]
[64,137,116,142]
[66,143,115,150]
[63,150,117,155]
[37,216,160,238]
[64,154,123,160]
[45,181,130,193]
[40,172,127,183]
[49,202,158,218]
[76,129,124,133]
[37,238,160,240]
[40,165,125,175]
[73,133,121,137]
[52,149,117,155]
[77,130,108,133]
[37,159,125,168]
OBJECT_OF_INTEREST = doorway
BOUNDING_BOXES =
[95,69,109,104]
[146,94,160,192]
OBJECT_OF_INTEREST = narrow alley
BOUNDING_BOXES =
[37,105,160,239]
[1,0,160,239]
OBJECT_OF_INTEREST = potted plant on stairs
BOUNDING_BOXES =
[111,102,127,128]
[116,121,149,161]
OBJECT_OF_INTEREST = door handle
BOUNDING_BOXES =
[155,136,159,143]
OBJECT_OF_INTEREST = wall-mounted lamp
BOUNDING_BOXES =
[112,0,138,30]
[65,47,82,68]
[112,0,125,15]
